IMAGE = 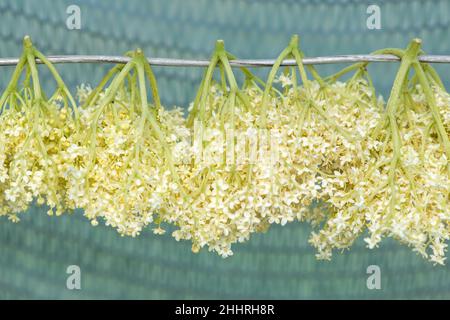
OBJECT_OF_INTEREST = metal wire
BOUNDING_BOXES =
[0,54,450,67]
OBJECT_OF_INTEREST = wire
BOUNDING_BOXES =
[0,54,450,67]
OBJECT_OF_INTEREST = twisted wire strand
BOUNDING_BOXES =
[0,54,450,67]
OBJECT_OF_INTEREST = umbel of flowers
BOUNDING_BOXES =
[0,36,78,220]
[63,48,191,236]
[0,36,449,264]
[309,39,450,265]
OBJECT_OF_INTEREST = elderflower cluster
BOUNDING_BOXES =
[362,84,450,265]
[168,83,290,257]
[59,87,192,237]
[309,84,450,265]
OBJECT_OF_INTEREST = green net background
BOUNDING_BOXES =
[0,0,449,299]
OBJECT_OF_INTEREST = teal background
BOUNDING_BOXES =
[0,0,449,299]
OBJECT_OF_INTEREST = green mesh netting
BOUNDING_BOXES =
[0,0,449,299]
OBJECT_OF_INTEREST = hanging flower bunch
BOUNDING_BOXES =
[0,36,78,221]
[259,36,384,231]
[168,40,296,257]
[309,39,450,265]
[61,49,191,236]
[0,36,449,264]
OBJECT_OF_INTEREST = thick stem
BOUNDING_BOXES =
[197,52,220,124]
[291,44,324,86]
[134,63,150,168]
[0,55,27,110]
[291,48,310,88]
[219,63,227,92]
[218,53,238,91]
[142,56,162,109]
[25,50,42,101]
[372,39,422,139]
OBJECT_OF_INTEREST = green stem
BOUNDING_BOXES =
[422,64,445,90]
[225,52,268,90]
[32,49,79,120]
[86,60,135,169]
[326,62,365,83]
[82,65,122,108]
[326,48,405,83]
[26,49,42,101]
[412,61,450,167]
[218,53,238,91]
[197,52,220,124]
[94,62,135,114]
[142,55,162,109]
[372,39,422,139]
[292,44,324,86]
[382,40,422,224]
[291,48,310,88]
[134,63,150,168]
[0,55,27,111]
[186,75,205,127]
[218,51,253,113]
[260,39,294,128]
[219,63,227,92]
